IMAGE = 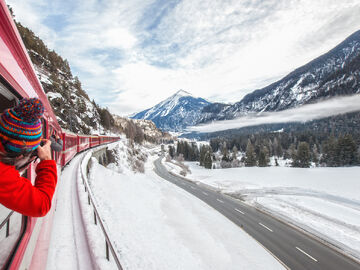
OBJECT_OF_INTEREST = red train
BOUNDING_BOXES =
[0,1,119,269]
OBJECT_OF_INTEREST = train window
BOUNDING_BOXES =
[0,206,22,269]
[41,119,47,139]
[0,81,18,112]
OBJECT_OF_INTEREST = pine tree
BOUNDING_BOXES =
[168,145,175,158]
[336,134,358,166]
[245,140,257,167]
[204,151,212,169]
[295,142,311,168]
[176,141,183,157]
[273,137,283,157]
[232,146,238,161]
[289,143,298,166]
[199,145,206,166]
[258,146,270,167]
[312,144,319,166]
[221,142,230,162]
[322,136,337,166]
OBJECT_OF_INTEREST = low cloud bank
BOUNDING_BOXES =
[187,94,360,133]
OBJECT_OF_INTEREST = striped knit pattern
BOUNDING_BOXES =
[0,98,44,153]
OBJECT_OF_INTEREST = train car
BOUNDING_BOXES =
[101,135,119,145]
[0,2,63,269]
[61,132,78,166]
[0,2,121,269]
[77,134,90,153]
[90,135,100,148]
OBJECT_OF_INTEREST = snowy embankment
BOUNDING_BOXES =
[164,161,360,260]
[86,140,284,270]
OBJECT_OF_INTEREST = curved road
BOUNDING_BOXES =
[154,158,360,270]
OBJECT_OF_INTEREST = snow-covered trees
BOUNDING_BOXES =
[209,131,360,167]
[176,141,199,161]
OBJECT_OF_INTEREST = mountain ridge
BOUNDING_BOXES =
[200,29,360,123]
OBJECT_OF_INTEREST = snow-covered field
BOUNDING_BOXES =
[165,161,360,260]
[85,141,284,269]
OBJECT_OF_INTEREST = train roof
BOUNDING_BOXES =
[0,1,61,131]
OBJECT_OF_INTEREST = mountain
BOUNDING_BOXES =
[113,115,173,143]
[131,90,211,131]
[200,30,360,123]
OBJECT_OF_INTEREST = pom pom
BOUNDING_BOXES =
[14,98,45,123]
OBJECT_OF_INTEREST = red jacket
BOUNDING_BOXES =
[0,143,57,217]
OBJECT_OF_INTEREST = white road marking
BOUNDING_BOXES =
[216,199,224,203]
[235,208,245,215]
[202,192,208,196]
[296,247,318,262]
[259,223,273,232]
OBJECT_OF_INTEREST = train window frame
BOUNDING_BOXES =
[0,79,18,112]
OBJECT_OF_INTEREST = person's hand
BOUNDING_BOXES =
[37,139,52,161]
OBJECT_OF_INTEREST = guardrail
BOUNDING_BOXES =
[79,154,123,270]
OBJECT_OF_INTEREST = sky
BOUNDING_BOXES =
[7,0,360,116]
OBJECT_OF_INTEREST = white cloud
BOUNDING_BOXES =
[187,94,360,133]
[7,0,360,116]
[7,0,58,48]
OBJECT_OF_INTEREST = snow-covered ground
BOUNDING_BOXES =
[84,141,284,269]
[164,161,360,260]
[46,153,96,270]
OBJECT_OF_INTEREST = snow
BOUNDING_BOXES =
[171,162,360,260]
[82,142,284,269]
[46,92,63,100]
[46,153,96,270]
[52,138,360,269]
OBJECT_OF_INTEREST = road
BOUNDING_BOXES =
[154,158,360,270]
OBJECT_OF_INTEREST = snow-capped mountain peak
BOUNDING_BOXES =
[131,90,211,131]
[174,89,192,97]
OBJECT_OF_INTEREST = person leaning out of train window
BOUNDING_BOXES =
[50,132,63,152]
[0,98,57,217]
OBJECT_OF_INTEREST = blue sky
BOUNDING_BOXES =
[7,0,360,116]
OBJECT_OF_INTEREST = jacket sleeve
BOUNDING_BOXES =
[0,160,57,217]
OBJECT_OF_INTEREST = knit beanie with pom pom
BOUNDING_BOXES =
[0,98,44,153]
